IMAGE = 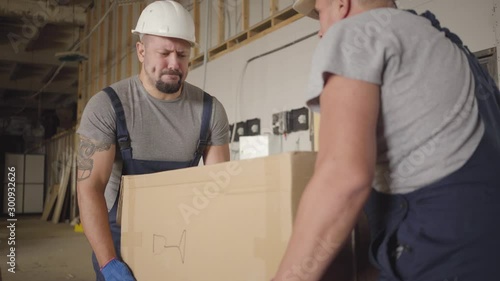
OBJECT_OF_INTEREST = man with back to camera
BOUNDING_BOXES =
[273,0,500,280]
[76,1,230,280]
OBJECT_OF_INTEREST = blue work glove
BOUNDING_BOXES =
[100,258,136,281]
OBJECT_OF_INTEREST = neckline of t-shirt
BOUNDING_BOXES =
[133,75,186,104]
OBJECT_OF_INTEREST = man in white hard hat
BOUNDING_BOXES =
[76,1,230,280]
[273,0,500,280]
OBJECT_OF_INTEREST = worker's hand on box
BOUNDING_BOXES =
[100,258,136,281]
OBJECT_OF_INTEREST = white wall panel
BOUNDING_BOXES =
[188,17,319,157]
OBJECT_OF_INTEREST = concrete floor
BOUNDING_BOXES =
[0,216,95,281]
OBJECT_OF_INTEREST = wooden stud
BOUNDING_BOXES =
[270,0,278,16]
[117,5,124,81]
[77,27,84,122]
[98,0,106,89]
[126,5,133,77]
[227,31,248,48]
[272,7,298,25]
[242,0,249,30]
[208,42,228,59]
[85,10,91,102]
[193,0,201,56]
[52,134,72,224]
[106,1,113,86]
[70,133,77,221]
[184,6,304,70]
[248,18,272,37]
[218,0,225,44]
[91,6,98,96]
[138,2,145,74]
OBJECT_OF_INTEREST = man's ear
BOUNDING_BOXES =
[136,41,145,63]
[337,0,351,19]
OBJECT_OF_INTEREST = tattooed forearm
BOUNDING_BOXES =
[77,136,112,182]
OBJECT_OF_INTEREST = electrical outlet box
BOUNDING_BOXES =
[246,118,261,136]
[272,111,289,135]
[289,107,309,132]
[234,121,247,142]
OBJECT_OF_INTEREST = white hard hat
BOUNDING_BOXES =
[132,1,197,47]
[293,0,319,19]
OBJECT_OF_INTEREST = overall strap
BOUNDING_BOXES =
[103,87,133,160]
[191,92,213,166]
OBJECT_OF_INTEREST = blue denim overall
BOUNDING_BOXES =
[364,11,500,281]
[92,87,213,280]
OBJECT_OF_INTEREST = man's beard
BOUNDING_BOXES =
[156,70,183,94]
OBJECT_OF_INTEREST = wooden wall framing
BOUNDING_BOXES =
[189,4,303,69]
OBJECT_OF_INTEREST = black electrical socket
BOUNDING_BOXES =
[234,121,247,142]
[246,118,260,136]
[289,107,309,132]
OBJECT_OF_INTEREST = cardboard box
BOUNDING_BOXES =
[120,152,356,280]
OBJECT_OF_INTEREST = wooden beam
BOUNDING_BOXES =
[116,5,124,80]
[193,0,200,56]
[41,66,58,84]
[138,2,145,75]
[218,0,225,44]
[242,0,249,30]
[106,5,113,85]
[0,45,79,67]
[76,36,83,118]
[0,99,60,110]
[270,0,278,16]
[52,137,72,224]
[189,6,303,69]
[70,139,77,221]
[0,74,76,95]
[8,63,22,80]
[91,5,98,96]
[126,5,133,77]
[22,24,48,52]
[98,0,106,89]
[0,0,86,26]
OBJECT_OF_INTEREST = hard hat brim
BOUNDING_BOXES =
[293,0,319,20]
[131,30,198,48]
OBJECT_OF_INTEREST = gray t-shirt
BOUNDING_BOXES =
[77,76,229,209]
[307,8,484,194]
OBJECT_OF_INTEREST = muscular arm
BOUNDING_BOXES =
[77,135,116,267]
[203,143,230,165]
[273,75,379,280]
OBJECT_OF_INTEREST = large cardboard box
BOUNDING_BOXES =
[120,152,356,280]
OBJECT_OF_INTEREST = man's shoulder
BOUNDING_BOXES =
[107,76,138,97]
[329,8,422,36]
[183,81,206,97]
